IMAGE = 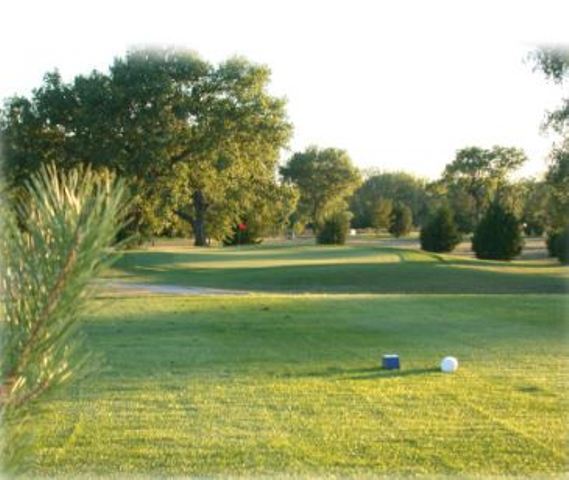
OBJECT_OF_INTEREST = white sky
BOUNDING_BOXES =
[1,0,568,179]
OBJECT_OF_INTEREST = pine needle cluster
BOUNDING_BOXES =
[0,164,128,473]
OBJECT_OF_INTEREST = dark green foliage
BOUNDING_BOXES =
[223,222,262,246]
[557,230,569,263]
[316,211,351,245]
[281,147,361,228]
[472,202,523,260]
[350,172,428,228]
[546,231,559,257]
[545,140,569,229]
[388,204,413,237]
[523,221,545,237]
[546,228,569,264]
[519,179,550,236]
[447,186,477,233]
[440,146,527,231]
[0,48,293,247]
[420,206,462,253]
[370,197,393,231]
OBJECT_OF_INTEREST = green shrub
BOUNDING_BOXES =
[223,221,263,246]
[546,228,569,264]
[316,211,351,245]
[546,230,559,257]
[472,202,523,260]
[389,204,413,237]
[420,206,462,253]
[371,198,393,231]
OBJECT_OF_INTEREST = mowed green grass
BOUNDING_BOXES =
[30,242,568,478]
[111,243,568,294]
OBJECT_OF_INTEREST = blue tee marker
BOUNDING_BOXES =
[382,354,400,370]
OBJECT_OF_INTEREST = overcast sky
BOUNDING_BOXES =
[1,0,567,179]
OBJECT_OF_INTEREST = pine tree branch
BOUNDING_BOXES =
[4,226,81,393]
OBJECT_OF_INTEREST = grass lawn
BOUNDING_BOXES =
[111,242,568,294]
[30,241,568,478]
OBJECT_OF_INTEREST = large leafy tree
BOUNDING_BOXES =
[1,48,292,246]
[168,55,293,245]
[442,146,527,228]
[280,146,361,229]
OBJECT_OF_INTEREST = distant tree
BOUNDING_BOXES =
[350,172,428,228]
[280,146,361,230]
[388,204,413,237]
[472,202,523,260]
[518,179,551,236]
[420,206,462,253]
[442,146,527,227]
[370,197,393,231]
[447,186,477,233]
[316,210,352,245]
[427,179,477,233]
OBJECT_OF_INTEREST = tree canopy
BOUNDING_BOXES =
[441,146,527,229]
[532,46,569,230]
[0,48,294,246]
[280,146,361,229]
[350,172,427,228]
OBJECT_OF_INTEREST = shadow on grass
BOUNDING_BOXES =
[349,367,440,380]
[77,292,568,388]
[110,256,567,294]
[280,366,379,379]
[282,366,440,380]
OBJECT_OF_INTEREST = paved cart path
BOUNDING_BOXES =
[99,280,250,296]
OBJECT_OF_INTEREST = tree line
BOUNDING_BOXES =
[1,47,567,261]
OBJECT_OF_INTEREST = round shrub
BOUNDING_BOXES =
[546,227,569,264]
[420,206,462,253]
[317,211,351,245]
[472,202,523,260]
[389,204,413,237]
[546,230,560,257]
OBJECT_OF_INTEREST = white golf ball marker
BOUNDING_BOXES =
[440,356,458,373]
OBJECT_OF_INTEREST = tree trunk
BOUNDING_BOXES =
[192,190,208,247]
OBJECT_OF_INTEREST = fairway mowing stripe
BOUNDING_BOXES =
[457,390,567,464]
[339,382,461,473]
